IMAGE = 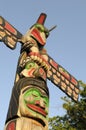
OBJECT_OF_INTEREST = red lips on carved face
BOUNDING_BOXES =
[31,28,45,46]
[27,103,47,117]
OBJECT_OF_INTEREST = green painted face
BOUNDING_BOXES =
[35,24,49,38]
[19,86,49,123]
[20,61,38,77]
[24,87,49,117]
[30,23,49,46]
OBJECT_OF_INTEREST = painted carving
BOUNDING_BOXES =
[0,13,79,130]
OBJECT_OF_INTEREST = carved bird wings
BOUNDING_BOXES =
[0,16,22,49]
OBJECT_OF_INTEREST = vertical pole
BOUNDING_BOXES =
[4,42,49,130]
[3,13,50,130]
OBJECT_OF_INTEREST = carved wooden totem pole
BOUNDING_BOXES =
[0,13,79,130]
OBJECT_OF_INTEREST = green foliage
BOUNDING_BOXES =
[49,116,76,130]
[49,81,86,130]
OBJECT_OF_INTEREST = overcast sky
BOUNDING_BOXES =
[0,0,86,129]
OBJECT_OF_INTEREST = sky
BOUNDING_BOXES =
[0,0,86,129]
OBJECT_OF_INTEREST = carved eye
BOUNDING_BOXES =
[32,90,40,98]
[25,62,35,69]
[37,27,42,31]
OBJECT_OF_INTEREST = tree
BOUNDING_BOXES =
[49,81,86,130]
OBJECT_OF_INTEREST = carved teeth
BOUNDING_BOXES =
[34,55,38,61]
[29,54,49,71]
[44,64,49,70]
[30,55,34,60]
[37,56,40,63]
[42,61,46,67]
[38,57,42,63]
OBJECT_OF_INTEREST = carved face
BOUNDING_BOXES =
[19,86,49,123]
[20,60,47,81]
[20,61,38,77]
[30,24,49,46]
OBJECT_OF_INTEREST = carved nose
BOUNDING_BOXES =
[35,99,45,109]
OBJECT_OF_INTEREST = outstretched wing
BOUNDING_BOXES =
[47,55,79,102]
[0,16,23,49]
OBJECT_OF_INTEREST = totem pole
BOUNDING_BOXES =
[0,13,79,130]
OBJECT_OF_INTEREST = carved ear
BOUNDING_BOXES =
[0,16,23,49]
[36,13,47,25]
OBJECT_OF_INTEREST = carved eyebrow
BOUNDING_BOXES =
[22,86,48,98]
[22,86,31,94]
